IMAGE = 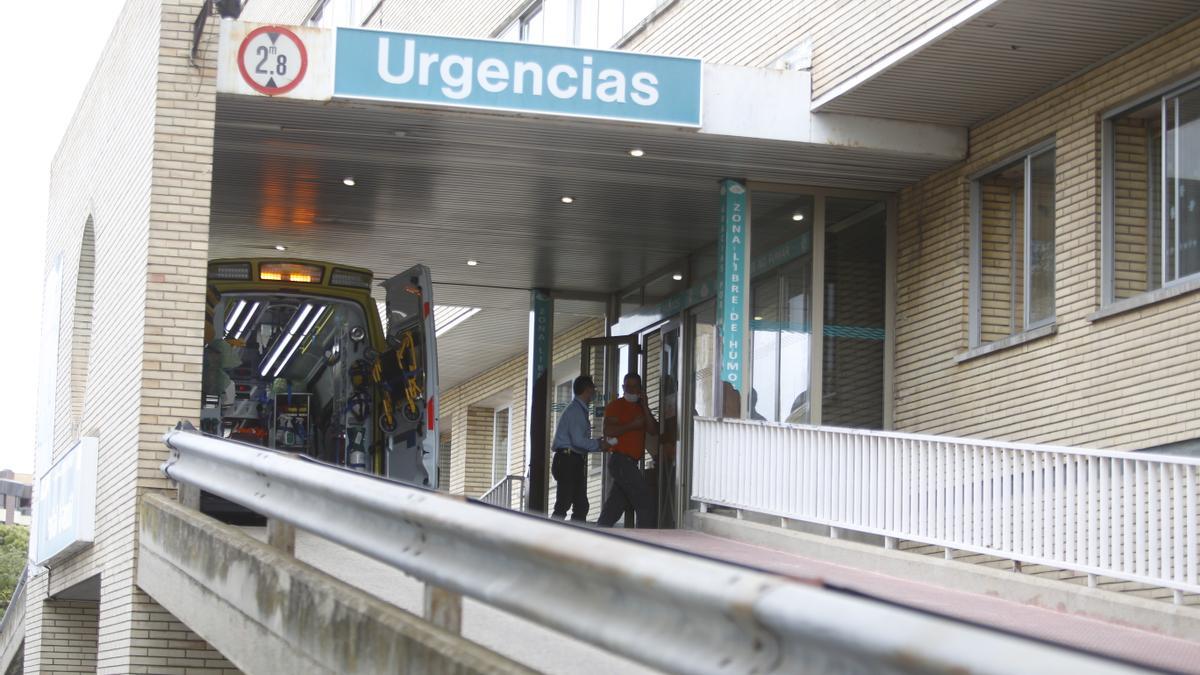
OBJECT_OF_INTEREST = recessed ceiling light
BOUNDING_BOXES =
[792,213,804,221]
[629,148,645,157]
[274,244,287,251]
[754,316,764,321]
[343,177,356,186]
[672,273,683,281]
[560,196,574,204]
[466,259,479,266]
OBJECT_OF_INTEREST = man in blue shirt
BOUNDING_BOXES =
[550,375,613,521]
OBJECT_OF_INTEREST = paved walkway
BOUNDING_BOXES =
[619,529,1200,674]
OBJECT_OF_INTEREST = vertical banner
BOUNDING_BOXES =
[716,179,748,416]
[525,290,554,513]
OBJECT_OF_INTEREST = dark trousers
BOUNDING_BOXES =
[551,450,588,521]
[598,453,656,528]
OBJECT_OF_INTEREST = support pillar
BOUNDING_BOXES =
[716,179,750,419]
[525,289,554,513]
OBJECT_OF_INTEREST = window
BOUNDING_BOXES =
[491,407,511,486]
[306,0,378,28]
[498,0,672,47]
[969,143,1057,347]
[553,379,574,416]
[1105,78,1200,302]
[749,192,814,424]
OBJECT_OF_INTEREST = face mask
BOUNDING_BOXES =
[624,393,639,403]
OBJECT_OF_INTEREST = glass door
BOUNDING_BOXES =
[648,320,682,528]
[579,335,640,522]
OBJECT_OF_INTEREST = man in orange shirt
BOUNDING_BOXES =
[597,373,658,528]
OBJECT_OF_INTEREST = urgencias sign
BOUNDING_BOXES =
[334,28,702,126]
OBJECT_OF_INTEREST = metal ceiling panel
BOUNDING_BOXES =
[208,93,952,389]
[814,0,1200,127]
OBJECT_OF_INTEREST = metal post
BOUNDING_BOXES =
[525,289,554,514]
[423,583,463,634]
[268,518,295,556]
[715,179,750,419]
[178,483,200,509]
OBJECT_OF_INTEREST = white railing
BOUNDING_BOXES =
[160,429,1141,675]
[480,474,525,509]
[693,418,1200,603]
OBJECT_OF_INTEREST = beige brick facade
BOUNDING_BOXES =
[440,319,604,503]
[893,15,1200,450]
[364,0,972,102]
[31,602,97,674]
[30,0,235,672]
[31,0,1200,669]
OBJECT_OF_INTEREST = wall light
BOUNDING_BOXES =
[792,213,805,221]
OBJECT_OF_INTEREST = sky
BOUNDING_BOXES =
[0,0,128,474]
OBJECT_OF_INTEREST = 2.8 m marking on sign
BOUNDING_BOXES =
[238,25,308,96]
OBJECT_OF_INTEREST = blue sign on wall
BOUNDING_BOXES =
[334,28,702,126]
[717,179,748,390]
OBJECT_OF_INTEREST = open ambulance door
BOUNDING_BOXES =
[379,265,439,488]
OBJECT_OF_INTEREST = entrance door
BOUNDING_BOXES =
[644,321,682,528]
[579,335,639,522]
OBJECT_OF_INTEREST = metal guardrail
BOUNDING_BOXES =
[161,429,1148,675]
[694,418,1200,603]
[479,474,525,510]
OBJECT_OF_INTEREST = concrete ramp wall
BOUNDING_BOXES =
[137,494,533,675]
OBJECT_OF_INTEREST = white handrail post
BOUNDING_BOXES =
[689,419,1200,599]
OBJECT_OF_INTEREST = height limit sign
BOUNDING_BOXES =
[237,26,308,96]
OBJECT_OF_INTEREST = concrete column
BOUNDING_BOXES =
[716,179,750,419]
[525,290,554,513]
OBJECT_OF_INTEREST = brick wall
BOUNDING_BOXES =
[363,0,968,106]
[29,0,159,668]
[440,318,604,504]
[893,15,1200,450]
[69,220,95,441]
[1112,117,1154,298]
[621,0,975,99]
[34,601,98,674]
[31,0,236,671]
[978,177,1025,342]
[373,0,517,36]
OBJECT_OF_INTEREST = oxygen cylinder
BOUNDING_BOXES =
[348,449,367,472]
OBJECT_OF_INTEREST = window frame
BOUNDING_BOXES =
[491,406,512,486]
[305,0,382,28]
[1101,73,1200,308]
[967,138,1057,349]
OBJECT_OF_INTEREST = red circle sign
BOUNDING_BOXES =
[237,26,308,96]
